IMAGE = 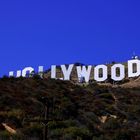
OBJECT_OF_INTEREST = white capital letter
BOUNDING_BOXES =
[94,65,107,82]
[111,64,125,81]
[128,59,140,77]
[9,70,22,77]
[51,65,56,79]
[61,64,74,80]
[38,66,43,73]
[77,65,92,83]
[9,71,14,77]
[22,67,34,77]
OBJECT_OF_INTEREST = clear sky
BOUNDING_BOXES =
[0,0,140,76]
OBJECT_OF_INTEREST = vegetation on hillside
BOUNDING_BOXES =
[0,76,140,139]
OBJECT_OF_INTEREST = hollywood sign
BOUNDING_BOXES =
[9,59,140,82]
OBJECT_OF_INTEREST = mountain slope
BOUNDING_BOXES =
[0,77,140,139]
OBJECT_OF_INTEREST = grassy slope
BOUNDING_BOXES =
[0,77,140,139]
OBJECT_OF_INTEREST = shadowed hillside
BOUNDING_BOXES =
[0,76,140,139]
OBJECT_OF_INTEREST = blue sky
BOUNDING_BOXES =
[0,0,140,76]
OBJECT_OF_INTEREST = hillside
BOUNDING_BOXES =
[0,76,140,139]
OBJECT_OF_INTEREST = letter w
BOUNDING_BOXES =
[76,66,92,83]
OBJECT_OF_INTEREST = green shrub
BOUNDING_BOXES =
[102,118,120,130]
[22,124,43,137]
[0,131,10,138]
[63,127,92,139]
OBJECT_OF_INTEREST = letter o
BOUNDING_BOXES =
[94,65,107,82]
[22,67,34,77]
[111,64,125,81]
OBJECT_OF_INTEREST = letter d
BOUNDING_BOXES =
[128,59,140,77]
